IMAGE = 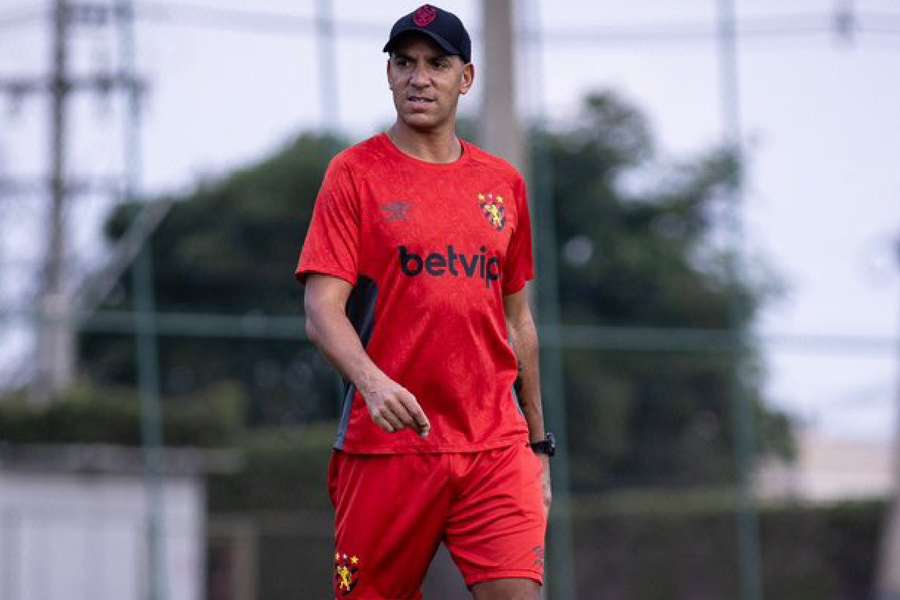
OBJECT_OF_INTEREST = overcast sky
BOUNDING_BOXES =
[1,0,898,441]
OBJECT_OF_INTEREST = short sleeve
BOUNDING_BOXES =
[295,157,360,286]
[502,175,536,295]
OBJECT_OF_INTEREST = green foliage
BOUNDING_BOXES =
[564,498,885,599]
[0,379,245,447]
[208,423,334,512]
[82,133,346,424]
[231,492,885,600]
[103,132,346,316]
[531,91,790,489]
[79,90,793,491]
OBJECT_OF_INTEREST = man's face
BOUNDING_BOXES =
[386,35,474,132]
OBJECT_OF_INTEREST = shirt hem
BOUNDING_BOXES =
[335,432,530,454]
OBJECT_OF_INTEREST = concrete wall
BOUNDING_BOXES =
[0,471,205,600]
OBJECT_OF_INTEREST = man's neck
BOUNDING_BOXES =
[387,121,462,164]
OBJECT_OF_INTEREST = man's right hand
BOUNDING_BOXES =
[303,274,431,438]
[361,377,431,438]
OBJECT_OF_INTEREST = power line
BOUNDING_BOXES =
[135,2,319,35]
[133,1,386,36]
[4,3,900,45]
[128,3,900,45]
[0,0,149,405]
[530,14,838,44]
[4,3,900,51]
[859,11,900,25]
[862,25,900,34]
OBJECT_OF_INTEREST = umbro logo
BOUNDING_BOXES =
[382,201,411,223]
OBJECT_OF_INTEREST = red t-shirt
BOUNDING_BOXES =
[295,133,535,453]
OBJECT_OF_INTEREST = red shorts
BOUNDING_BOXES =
[328,442,547,599]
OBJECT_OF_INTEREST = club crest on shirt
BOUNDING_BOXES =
[334,552,360,594]
[478,192,506,231]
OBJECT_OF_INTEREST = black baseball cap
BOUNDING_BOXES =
[383,4,472,64]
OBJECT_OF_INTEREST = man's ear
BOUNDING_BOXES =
[459,63,475,95]
[386,58,392,89]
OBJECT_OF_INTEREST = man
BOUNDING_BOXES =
[295,5,553,599]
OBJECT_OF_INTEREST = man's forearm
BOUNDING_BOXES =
[508,314,545,443]
[305,304,387,395]
[304,277,430,436]
[508,299,553,515]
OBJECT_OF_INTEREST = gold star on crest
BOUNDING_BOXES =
[350,555,359,565]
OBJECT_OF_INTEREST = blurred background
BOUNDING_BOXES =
[0,1,898,599]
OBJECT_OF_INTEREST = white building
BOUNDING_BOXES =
[755,427,896,503]
[0,444,232,600]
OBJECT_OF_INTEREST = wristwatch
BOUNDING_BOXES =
[530,432,556,457]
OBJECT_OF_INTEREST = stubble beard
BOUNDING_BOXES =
[395,97,460,135]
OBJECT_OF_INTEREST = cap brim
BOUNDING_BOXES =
[383,28,461,60]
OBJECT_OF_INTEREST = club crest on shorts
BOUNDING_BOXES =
[478,193,506,231]
[334,552,360,594]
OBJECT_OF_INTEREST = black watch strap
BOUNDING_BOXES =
[530,432,556,457]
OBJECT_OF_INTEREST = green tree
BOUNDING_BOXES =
[534,92,790,490]
[80,133,347,425]
[79,92,791,490]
